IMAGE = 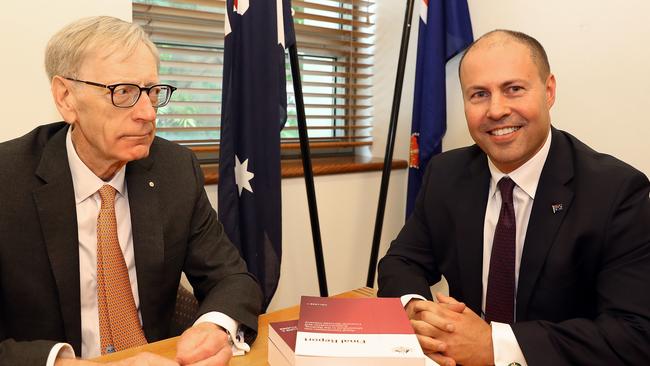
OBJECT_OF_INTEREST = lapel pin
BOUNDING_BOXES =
[551,203,563,214]
[149,181,155,188]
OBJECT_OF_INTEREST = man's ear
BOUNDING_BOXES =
[545,73,557,109]
[51,76,78,124]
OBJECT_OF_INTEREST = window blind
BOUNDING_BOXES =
[133,0,374,158]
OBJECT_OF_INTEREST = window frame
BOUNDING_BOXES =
[132,0,374,163]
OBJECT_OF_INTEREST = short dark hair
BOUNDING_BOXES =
[459,29,551,81]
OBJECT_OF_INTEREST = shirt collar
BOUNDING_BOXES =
[66,127,127,203]
[487,128,552,200]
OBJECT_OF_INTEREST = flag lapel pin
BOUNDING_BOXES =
[551,203,564,214]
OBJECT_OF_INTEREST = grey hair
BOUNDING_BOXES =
[44,16,159,81]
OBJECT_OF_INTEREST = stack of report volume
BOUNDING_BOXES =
[268,296,427,366]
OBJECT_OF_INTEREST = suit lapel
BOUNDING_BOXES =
[455,151,490,314]
[33,125,83,352]
[125,155,165,340]
[516,128,574,320]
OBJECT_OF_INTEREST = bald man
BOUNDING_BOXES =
[379,30,650,366]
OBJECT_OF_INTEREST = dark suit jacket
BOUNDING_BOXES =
[378,127,650,365]
[0,122,263,365]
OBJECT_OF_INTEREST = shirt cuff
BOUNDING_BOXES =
[194,311,250,356]
[46,343,75,366]
[400,294,428,307]
[491,322,528,366]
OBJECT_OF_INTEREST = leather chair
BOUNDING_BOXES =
[170,285,199,336]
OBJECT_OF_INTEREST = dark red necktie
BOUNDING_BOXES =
[486,177,516,324]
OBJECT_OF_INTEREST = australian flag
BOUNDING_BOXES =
[406,0,473,217]
[218,0,295,309]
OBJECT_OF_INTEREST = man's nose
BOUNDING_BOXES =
[132,91,157,121]
[486,94,511,121]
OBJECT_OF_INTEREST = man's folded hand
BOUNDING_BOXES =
[175,322,233,366]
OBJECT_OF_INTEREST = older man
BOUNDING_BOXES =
[0,16,262,366]
[378,30,650,365]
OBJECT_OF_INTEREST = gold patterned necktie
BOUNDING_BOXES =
[96,184,147,354]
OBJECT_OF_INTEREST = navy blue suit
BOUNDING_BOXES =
[379,127,650,365]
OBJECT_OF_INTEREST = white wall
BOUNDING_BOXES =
[205,169,408,311]
[0,1,131,141]
[373,0,650,177]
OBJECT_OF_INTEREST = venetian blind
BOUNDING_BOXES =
[132,0,374,158]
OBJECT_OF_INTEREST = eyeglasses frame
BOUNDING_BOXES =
[63,77,177,108]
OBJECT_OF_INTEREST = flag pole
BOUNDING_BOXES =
[366,0,416,288]
[288,43,329,297]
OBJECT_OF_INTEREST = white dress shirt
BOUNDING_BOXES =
[402,128,552,366]
[48,127,247,364]
[483,128,551,365]
[66,128,139,358]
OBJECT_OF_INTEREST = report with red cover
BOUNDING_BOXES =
[294,296,426,366]
[268,319,298,366]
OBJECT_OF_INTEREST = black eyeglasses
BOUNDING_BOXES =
[64,77,177,108]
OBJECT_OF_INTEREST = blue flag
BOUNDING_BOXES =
[218,0,295,309]
[406,0,473,217]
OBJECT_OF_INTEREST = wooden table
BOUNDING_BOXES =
[93,287,376,365]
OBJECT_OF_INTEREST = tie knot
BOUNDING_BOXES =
[98,185,116,207]
[497,177,516,203]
